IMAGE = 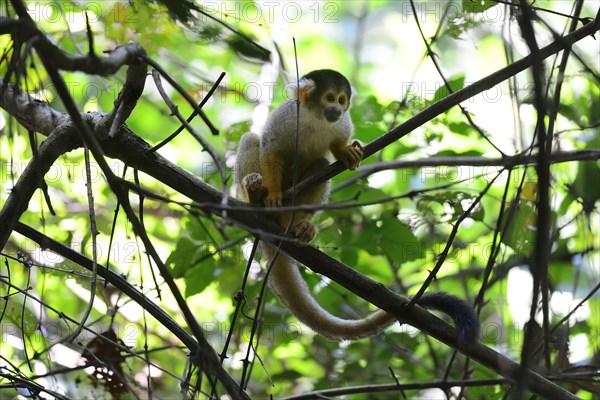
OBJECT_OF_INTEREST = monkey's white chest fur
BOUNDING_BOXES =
[260,99,352,169]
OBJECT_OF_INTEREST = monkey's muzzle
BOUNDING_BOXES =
[324,106,342,122]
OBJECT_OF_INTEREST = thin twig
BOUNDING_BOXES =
[67,144,99,342]
[149,69,224,181]
[143,56,218,135]
[148,71,226,153]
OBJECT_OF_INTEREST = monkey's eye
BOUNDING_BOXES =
[338,96,346,105]
[326,94,336,102]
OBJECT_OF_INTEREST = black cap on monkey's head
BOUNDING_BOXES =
[301,69,352,101]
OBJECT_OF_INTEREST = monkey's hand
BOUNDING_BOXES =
[332,140,364,171]
[264,191,283,208]
[260,156,284,208]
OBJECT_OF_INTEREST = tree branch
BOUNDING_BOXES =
[334,150,600,191]
[515,1,552,395]
[0,123,79,248]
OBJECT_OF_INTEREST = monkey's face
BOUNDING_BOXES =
[320,88,349,123]
[293,69,352,124]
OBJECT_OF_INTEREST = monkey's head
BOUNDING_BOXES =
[290,69,352,123]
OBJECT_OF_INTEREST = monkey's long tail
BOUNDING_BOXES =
[262,243,395,340]
[262,243,479,345]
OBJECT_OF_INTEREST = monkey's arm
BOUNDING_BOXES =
[260,150,284,207]
[236,133,268,203]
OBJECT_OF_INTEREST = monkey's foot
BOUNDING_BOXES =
[291,220,317,246]
[242,173,268,203]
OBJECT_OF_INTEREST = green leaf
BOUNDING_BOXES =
[1,294,46,352]
[448,121,471,136]
[572,161,600,214]
[355,122,387,144]
[501,203,535,254]
[341,247,358,267]
[351,95,385,124]
[223,121,251,144]
[558,191,576,216]
[352,96,388,143]
[225,34,271,62]
[462,0,497,13]
[470,204,485,222]
[380,217,421,264]
[354,219,380,255]
[184,257,217,297]
[446,16,481,38]
[156,0,196,22]
[166,237,201,278]
[433,74,465,103]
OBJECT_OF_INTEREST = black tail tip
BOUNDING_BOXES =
[455,313,480,349]
[418,291,480,349]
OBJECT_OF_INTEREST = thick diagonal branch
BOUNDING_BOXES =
[0,123,79,248]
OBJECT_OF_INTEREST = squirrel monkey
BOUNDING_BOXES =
[235,69,479,346]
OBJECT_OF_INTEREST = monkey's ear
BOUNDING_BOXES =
[286,78,316,105]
